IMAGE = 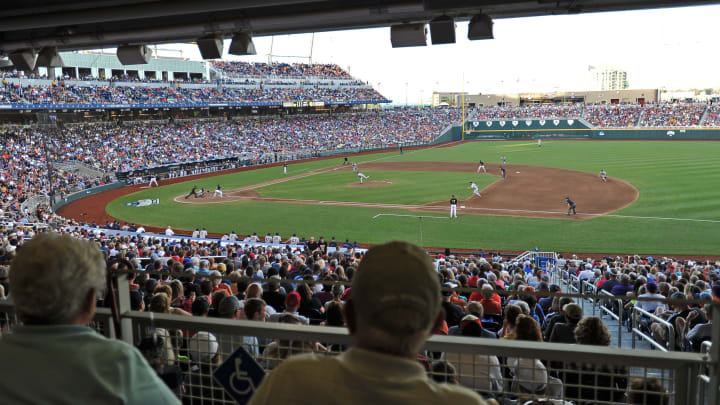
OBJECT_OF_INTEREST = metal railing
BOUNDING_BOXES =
[1,293,718,404]
[582,280,598,316]
[599,289,625,348]
[632,306,675,352]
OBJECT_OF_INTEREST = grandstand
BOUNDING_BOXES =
[0,1,718,405]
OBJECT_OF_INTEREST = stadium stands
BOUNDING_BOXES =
[469,102,718,128]
[3,83,387,105]
[211,61,353,79]
[0,229,715,404]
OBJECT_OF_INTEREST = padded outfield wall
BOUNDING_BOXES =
[457,119,720,140]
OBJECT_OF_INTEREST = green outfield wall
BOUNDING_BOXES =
[459,119,720,140]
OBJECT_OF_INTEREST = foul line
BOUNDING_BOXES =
[373,213,449,219]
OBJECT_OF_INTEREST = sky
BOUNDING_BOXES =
[149,4,720,105]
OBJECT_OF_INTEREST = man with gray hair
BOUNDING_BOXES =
[0,233,179,404]
[248,241,487,404]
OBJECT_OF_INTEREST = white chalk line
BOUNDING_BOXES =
[175,193,720,224]
[373,213,449,219]
[173,142,463,204]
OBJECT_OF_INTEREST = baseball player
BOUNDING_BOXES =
[477,160,487,173]
[501,155,507,166]
[198,187,206,198]
[185,185,198,199]
[352,162,358,172]
[501,166,506,179]
[148,176,158,187]
[537,138,542,147]
[566,197,577,215]
[450,195,458,218]
[343,157,349,165]
[212,184,223,198]
[469,182,481,198]
[283,163,288,175]
[357,172,371,183]
[600,169,607,182]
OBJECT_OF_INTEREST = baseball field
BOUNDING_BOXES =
[72,140,720,255]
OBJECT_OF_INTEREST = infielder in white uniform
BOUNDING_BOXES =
[477,160,487,173]
[600,169,607,182]
[352,162,358,172]
[537,138,542,147]
[450,195,458,218]
[212,184,223,198]
[469,182,481,197]
[357,172,370,183]
[148,176,158,187]
[283,163,287,175]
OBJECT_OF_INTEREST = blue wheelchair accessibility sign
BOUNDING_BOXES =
[213,346,265,404]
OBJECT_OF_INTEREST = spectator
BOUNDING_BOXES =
[0,233,179,403]
[247,241,488,404]
[627,377,669,405]
[548,303,583,344]
[563,316,628,403]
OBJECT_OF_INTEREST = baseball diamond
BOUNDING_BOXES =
[57,139,720,255]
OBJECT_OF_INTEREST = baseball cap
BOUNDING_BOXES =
[285,291,301,308]
[188,331,219,363]
[352,241,440,336]
[218,295,241,317]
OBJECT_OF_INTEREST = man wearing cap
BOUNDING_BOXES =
[248,241,488,405]
[268,291,309,325]
[0,233,179,404]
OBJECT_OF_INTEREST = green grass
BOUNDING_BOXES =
[106,141,720,255]
[258,170,496,204]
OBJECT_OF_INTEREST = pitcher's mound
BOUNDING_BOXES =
[348,180,392,188]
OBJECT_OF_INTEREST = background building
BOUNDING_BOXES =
[591,64,629,91]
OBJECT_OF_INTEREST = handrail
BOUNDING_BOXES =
[599,289,624,347]
[123,310,707,369]
[581,280,597,316]
[631,305,675,352]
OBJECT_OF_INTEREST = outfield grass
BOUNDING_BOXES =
[106,141,720,255]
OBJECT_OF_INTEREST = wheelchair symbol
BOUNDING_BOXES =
[229,358,256,396]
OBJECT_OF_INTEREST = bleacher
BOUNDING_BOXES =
[469,103,719,128]
[0,244,715,404]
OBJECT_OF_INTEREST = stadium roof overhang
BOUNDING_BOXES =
[0,0,717,54]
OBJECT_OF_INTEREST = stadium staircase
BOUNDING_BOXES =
[515,250,651,350]
[700,105,711,125]
[55,161,108,178]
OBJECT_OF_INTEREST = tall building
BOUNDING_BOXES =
[591,65,629,91]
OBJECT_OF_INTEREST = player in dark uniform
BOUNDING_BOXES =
[185,185,198,199]
[450,195,458,218]
[501,166,506,179]
[566,197,577,215]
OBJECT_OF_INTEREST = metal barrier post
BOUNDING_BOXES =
[116,275,133,345]
[630,306,675,352]
[709,308,720,405]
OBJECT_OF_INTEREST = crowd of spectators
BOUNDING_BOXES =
[211,61,353,79]
[1,108,459,174]
[636,103,707,127]
[470,102,717,127]
[702,105,720,127]
[2,227,711,403]
[2,82,387,105]
[0,127,108,223]
[471,104,585,121]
